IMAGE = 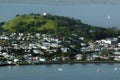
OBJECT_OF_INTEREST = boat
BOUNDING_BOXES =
[58,68,63,71]
[114,67,118,71]
[107,14,110,19]
[96,67,101,72]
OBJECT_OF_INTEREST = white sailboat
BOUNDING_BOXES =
[96,67,101,72]
[107,14,111,19]
[114,67,118,71]
[58,68,63,71]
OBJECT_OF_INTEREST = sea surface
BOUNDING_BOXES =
[0,3,120,28]
[0,64,120,80]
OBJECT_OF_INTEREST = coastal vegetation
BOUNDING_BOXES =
[0,13,120,65]
[0,13,120,40]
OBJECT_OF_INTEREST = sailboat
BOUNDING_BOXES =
[58,68,63,71]
[107,14,110,19]
[96,67,101,72]
[114,67,118,71]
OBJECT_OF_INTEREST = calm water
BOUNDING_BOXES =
[0,64,120,80]
[0,3,120,28]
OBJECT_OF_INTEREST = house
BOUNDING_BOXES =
[94,48,101,52]
[33,49,44,55]
[35,33,40,39]
[14,58,19,63]
[52,57,57,61]
[50,43,59,48]
[24,54,32,60]
[114,56,120,61]
[101,39,112,45]
[101,38,118,45]
[7,61,13,64]
[75,54,83,60]
[87,56,94,61]
[2,52,8,56]
[61,48,68,53]
[41,42,50,49]
[39,58,46,62]
[113,52,120,55]
[40,45,48,50]
[114,48,120,51]
[32,57,39,63]
[0,46,3,50]
[79,37,84,40]
[92,54,99,58]
[118,43,120,47]
[81,43,86,47]
[100,56,109,60]
[29,43,37,49]
[24,54,32,63]
[81,47,89,52]
[0,35,9,40]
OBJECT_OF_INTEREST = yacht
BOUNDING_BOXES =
[107,14,110,19]
[58,68,63,71]
[96,67,101,72]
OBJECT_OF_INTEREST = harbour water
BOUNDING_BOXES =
[0,64,120,80]
[0,1,120,80]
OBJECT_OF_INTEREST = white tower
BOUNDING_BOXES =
[43,12,47,16]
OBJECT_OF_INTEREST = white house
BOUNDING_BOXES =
[14,59,19,63]
[50,43,59,48]
[40,45,48,50]
[61,48,68,53]
[114,56,120,61]
[113,52,120,55]
[118,43,120,47]
[101,39,112,45]
[75,54,83,60]
[81,43,86,46]
[0,35,9,40]
[79,37,84,40]
[0,46,3,50]
[39,58,46,62]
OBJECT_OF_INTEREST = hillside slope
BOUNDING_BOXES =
[0,13,120,40]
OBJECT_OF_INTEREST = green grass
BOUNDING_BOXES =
[2,15,57,32]
[38,20,57,30]
[1,14,119,41]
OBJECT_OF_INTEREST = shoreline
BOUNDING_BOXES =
[0,61,120,67]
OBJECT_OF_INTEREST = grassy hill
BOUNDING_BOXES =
[2,14,57,32]
[0,13,120,40]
